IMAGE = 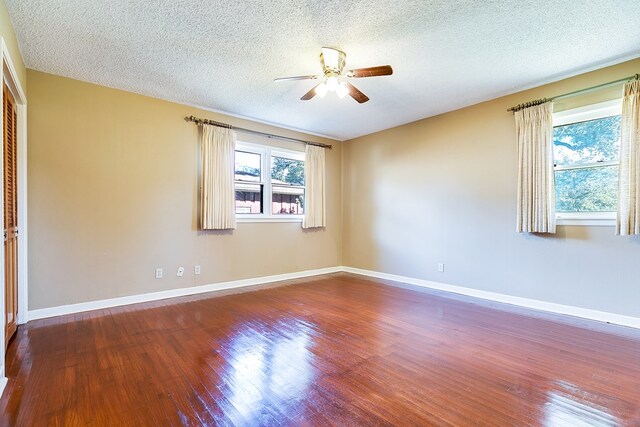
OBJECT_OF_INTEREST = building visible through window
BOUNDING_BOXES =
[235,150,263,214]
[234,143,305,219]
[271,156,304,214]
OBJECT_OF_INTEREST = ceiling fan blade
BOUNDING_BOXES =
[346,65,393,78]
[301,85,319,101]
[345,82,369,103]
[274,75,321,82]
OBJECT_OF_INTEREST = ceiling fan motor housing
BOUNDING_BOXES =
[320,47,346,77]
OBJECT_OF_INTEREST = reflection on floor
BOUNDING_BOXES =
[1,272,639,425]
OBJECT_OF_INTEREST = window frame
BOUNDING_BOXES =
[234,145,266,216]
[235,141,305,223]
[552,99,621,227]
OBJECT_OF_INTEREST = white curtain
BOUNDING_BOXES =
[617,80,640,235]
[201,124,236,230]
[515,102,556,233]
[302,145,326,229]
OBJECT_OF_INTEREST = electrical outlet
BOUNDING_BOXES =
[194,265,201,275]
[155,268,163,279]
[177,267,185,277]
[438,263,445,273]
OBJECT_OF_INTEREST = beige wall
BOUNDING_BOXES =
[343,58,640,318]
[27,70,341,310]
[26,57,640,318]
[1,0,26,92]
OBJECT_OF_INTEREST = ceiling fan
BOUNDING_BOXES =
[274,47,393,103]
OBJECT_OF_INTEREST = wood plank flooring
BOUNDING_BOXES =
[1,272,639,426]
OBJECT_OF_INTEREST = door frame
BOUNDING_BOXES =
[0,37,27,390]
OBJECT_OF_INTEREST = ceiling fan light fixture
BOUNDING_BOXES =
[336,82,349,99]
[326,76,339,92]
[315,83,328,98]
[281,47,391,103]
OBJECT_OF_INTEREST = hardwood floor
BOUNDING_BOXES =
[1,273,639,426]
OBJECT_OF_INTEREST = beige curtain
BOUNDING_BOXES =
[302,145,326,229]
[201,124,236,230]
[515,102,556,233]
[617,80,640,235]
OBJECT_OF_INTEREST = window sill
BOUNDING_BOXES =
[556,213,615,227]
[237,216,303,223]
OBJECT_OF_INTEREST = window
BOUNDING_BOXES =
[552,100,621,225]
[234,142,305,221]
[271,155,305,215]
[235,150,263,214]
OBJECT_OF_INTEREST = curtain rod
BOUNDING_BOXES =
[507,73,640,113]
[184,116,332,149]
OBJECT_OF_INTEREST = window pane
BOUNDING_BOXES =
[235,183,263,214]
[555,166,618,212]
[553,115,621,166]
[271,156,304,186]
[272,186,304,215]
[235,151,261,182]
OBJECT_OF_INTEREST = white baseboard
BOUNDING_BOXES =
[27,266,342,321]
[26,265,640,330]
[343,267,640,330]
[0,376,7,398]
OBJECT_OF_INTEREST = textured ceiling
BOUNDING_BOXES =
[6,0,640,140]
